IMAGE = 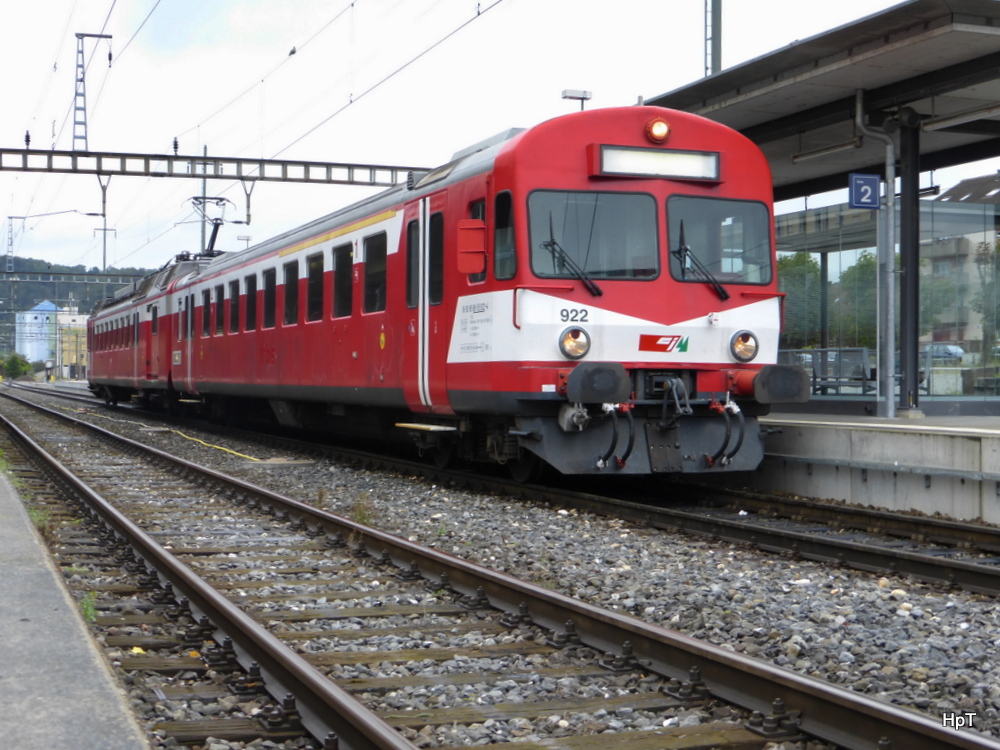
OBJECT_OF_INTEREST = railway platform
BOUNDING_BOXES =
[732,411,1000,525]
[0,472,150,749]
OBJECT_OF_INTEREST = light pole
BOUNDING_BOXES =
[561,89,592,111]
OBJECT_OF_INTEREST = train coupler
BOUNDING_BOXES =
[658,376,693,431]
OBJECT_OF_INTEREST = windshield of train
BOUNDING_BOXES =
[529,191,659,282]
[667,196,772,285]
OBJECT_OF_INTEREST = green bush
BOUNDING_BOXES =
[3,354,32,380]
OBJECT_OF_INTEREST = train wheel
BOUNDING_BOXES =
[164,392,180,417]
[103,387,118,407]
[508,452,544,484]
[432,442,455,470]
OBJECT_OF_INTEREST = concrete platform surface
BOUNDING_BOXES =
[0,473,150,749]
[766,411,1000,436]
[743,411,1000,523]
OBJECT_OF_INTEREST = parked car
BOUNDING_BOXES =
[923,343,964,361]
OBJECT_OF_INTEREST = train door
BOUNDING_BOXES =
[131,312,140,386]
[171,292,195,393]
[402,192,452,414]
[145,301,159,381]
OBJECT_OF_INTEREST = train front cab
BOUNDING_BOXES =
[444,107,809,476]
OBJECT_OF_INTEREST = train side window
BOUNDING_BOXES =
[494,191,516,280]
[134,313,139,345]
[306,253,323,322]
[283,261,299,325]
[406,220,419,309]
[151,306,158,334]
[189,294,196,339]
[429,212,444,305]
[332,243,353,318]
[214,285,224,334]
[468,200,486,283]
[245,274,258,331]
[363,232,387,313]
[263,269,277,328]
[228,281,239,333]
[202,289,211,336]
[179,299,186,341]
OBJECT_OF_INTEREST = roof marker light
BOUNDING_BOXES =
[646,118,670,143]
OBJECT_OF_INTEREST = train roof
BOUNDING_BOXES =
[204,127,525,279]
[91,258,210,316]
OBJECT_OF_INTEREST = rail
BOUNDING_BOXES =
[4,387,999,749]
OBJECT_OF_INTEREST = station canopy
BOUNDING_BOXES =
[647,0,1000,201]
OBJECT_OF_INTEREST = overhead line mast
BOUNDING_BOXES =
[73,33,113,153]
[73,32,113,269]
[704,0,721,77]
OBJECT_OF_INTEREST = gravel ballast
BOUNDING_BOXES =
[37,398,1000,742]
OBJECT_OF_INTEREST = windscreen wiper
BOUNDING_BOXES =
[672,220,730,301]
[541,213,603,297]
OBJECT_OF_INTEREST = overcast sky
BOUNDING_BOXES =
[0,0,977,272]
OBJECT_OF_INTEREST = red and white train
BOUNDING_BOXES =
[88,106,808,478]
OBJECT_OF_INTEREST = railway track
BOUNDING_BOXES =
[3,389,998,749]
[19,382,1000,599]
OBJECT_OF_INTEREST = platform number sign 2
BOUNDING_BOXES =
[848,173,881,210]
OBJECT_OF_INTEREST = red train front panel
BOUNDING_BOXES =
[440,107,808,473]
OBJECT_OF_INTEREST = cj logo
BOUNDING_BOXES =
[639,334,689,353]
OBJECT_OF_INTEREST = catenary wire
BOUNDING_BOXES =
[124,0,507,265]
[271,0,507,159]
[175,1,360,141]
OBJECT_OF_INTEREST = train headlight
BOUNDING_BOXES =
[730,330,759,362]
[646,117,670,143]
[559,327,591,360]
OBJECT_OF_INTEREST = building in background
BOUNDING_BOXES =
[776,173,1000,399]
[16,300,58,364]
[57,306,87,379]
[14,300,87,378]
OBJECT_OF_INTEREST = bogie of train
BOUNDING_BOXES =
[88,106,808,477]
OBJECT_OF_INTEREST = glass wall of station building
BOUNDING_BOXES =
[776,192,1000,402]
